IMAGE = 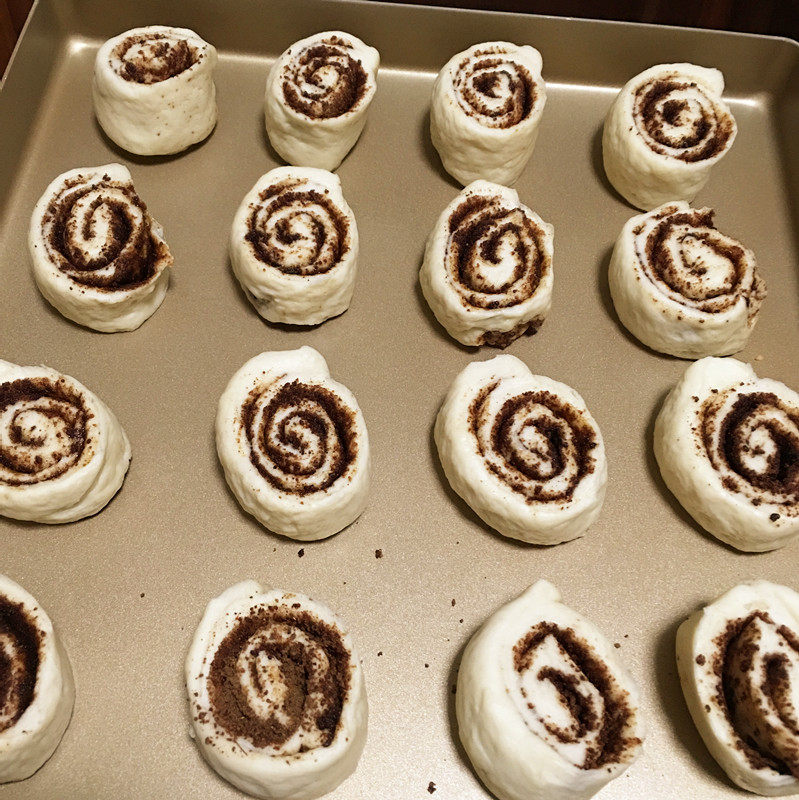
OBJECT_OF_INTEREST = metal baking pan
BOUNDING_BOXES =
[1,1,797,797]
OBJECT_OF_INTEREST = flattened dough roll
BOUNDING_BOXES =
[430,41,547,186]
[435,355,606,544]
[0,360,131,524]
[655,357,799,552]
[420,180,553,347]
[609,202,766,358]
[216,347,371,540]
[603,63,737,210]
[677,581,799,795]
[186,581,367,800]
[264,31,380,170]
[230,167,359,325]
[0,574,74,783]
[93,25,217,155]
[29,163,173,332]
[457,580,644,800]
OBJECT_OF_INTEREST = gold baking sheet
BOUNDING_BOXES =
[1,1,798,798]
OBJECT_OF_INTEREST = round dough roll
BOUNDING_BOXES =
[457,580,645,800]
[420,180,554,347]
[655,357,799,552]
[186,580,367,800]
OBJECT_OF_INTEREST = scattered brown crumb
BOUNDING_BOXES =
[375,549,383,559]
[298,548,305,558]
[377,651,383,657]
[696,654,706,665]
[451,599,456,607]
[459,618,463,624]
[424,663,429,668]
[614,642,620,648]
[428,781,437,794]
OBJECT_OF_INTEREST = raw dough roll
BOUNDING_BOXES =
[264,31,380,170]
[420,180,554,347]
[216,347,371,540]
[603,63,737,210]
[93,25,217,155]
[186,581,367,800]
[457,580,644,800]
[609,201,766,358]
[230,167,358,325]
[0,574,74,783]
[430,42,547,186]
[435,355,606,544]
[29,163,173,332]
[655,357,799,552]
[677,581,799,795]
[0,360,131,524]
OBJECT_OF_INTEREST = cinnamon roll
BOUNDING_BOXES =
[216,347,371,541]
[609,202,766,358]
[420,180,553,347]
[230,167,358,325]
[186,581,367,800]
[93,26,217,155]
[29,163,173,332]
[0,360,131,524]
[603,63,737,210]
[430,42,547,186]
[457,580,644,800]
[0,573,74,783]
[677,581,799,795]
[264,31,380,170]
[435,355,607,544]
[655,357,799,552]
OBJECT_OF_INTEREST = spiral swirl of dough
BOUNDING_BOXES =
[111,30,198,84]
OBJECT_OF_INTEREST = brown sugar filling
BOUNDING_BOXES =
[0,596,41,733]
[113,33,197,83]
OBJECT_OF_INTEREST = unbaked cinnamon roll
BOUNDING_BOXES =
[0,360,131,524]
[677,580,799,795]
[609,201,766,358]
[29,163,173,332]
[186,581,367,800]
[457,580,644,800]
[264,31,380,170]
[655,357,799,551]
[420,180,553,347]
[230,167,358,325]
[0,573,74,783]
[603,63,737,210]
[93,26,217,155]
[435,355,606,544]
[216,347,371,540]
[430,42,547,186]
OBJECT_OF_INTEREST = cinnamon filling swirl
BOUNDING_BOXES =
[282,37,368,119]
[41,174,168,290]
[207,606,350,751]
[242,380,357,495]
[112,33,198,84]
[0,596,41,733]
[634,78,734,162]
[470,385,597,502]
[446,195,549,310]
[245,181,349,276]
[714,612,799,776]
[513,622,640,769]
[0,377,90,486]
[453,47,535,128]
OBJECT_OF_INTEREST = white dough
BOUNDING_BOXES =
[186,581,367,800]
[457,580,645,800]
[0,574,74,783]
[435,355,606,544]
[609,202,765,358]
[0,360,131,524]
[420,180,553,347]
[216,347,371,540]
[655,357,799,551]
[29,163,173,332]
[93,25,217,155]
[603,63,737,210]
[430,41,547,186]
[264,31,379,170]
[676,581,799,795]
[230,167,359,325]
